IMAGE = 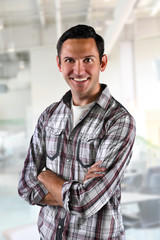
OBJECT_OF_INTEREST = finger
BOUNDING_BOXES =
[90,161,102,169]
[88,166,106,174]
[84,173,105,182]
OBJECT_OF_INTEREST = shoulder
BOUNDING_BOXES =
[104,96,136,134]
[113,97,135,124]
[37,101,62,129]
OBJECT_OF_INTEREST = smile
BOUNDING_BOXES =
[72,77,89,82]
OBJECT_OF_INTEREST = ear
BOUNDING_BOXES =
[100,54,107,72]
[56,56,62,72]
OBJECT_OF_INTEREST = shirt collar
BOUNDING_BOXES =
[62,90,72,108]
[62,84,112,110]
[96,84,112,110]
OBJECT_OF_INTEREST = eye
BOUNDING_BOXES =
[84,58,93,63]
[65,58,74,63]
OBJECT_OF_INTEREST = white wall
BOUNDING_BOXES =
[0,69,31,121]
[0,89,30,119]
[134,36,160,142]
[100,42,122,100]
[30,46,69,129]
[101,40,137,119]
[135,36,160,110]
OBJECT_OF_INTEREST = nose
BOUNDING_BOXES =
[74,60,85,76]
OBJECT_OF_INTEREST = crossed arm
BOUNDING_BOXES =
[38,161,106,207]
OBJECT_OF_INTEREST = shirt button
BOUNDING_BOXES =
[67,159,70,162]
[58,225,61,229]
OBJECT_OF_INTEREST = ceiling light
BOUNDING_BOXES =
[7,41,15,53]
[19,61,25,70]
[0,19,4,30]
[151,1,160,16]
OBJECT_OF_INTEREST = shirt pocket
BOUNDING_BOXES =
[77,133,102,169]
[45,126,63,161]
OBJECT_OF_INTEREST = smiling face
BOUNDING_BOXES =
[56,38,107,106]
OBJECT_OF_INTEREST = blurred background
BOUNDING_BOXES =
[0,0,160,239]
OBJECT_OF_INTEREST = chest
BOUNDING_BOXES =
[44,108,106,181]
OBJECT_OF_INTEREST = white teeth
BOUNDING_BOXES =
[73,78,88,82]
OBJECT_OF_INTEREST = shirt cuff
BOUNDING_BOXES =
[33,182,49,206]
[61,180,77,212]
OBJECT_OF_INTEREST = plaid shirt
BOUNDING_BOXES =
[18,84,136,240]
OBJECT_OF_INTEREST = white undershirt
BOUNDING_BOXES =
[71,99,95,129]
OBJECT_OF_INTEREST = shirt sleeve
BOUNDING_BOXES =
[62,113,136,218]
[18,110,49,205]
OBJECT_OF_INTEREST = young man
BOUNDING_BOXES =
[18,25,136,240]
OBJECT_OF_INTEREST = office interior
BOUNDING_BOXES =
[0,0,160,239]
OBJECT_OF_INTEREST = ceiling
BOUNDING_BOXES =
[0,0,159,51]
[0,0,160,81]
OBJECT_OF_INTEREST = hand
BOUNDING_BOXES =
[38,169,56,183]
[38,169,65,206]
[83,161,106,183]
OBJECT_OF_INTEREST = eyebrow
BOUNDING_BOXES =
[63,57,73,60]
[63,55,96,60]
[84,55,96,59]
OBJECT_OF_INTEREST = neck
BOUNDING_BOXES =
[72,87,102,106]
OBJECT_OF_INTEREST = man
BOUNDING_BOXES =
[18,24,136,240]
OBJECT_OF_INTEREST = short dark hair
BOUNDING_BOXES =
[56,24,105,63]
